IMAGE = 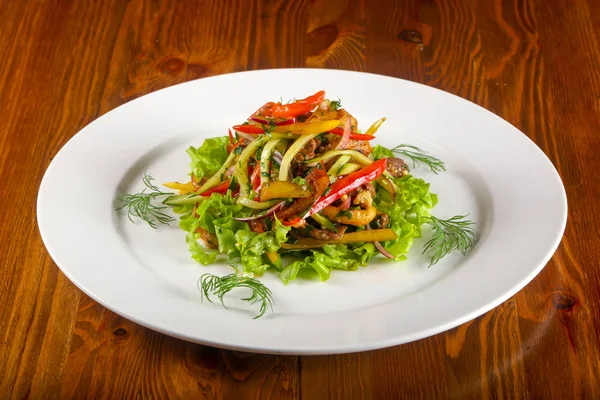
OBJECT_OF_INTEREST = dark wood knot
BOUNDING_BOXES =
[113,328,127,337]
[157,57,186,76]
[551,292,577,311]
[398,29,423,44]
[306,24,340,57]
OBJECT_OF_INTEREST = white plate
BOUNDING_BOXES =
[37,69,567,355]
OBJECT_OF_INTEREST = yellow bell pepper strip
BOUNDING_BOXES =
[275,119,340,135]
[163,181,195,194]
[321,205,377,226]
[305,158,388,218]
[280,228,398,249]
[259,181,312,200]
[364,117,387,136]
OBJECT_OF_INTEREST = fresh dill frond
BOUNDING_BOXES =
[198,264,274,319]
[423,215,479,267]
[391,144,446,174]
[329,99,342,110]
[116,173,175,228]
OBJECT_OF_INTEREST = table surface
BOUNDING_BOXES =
[2,0,599,398]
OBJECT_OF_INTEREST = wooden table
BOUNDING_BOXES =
[2,0,599,398]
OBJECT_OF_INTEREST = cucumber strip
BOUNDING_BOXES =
[338,162,361,175]
[327,155,351,178]
[237,197,280,210]
[234,135,268,198]
[310,212,338,232]
[279,133,320,181]
[260,138,283,187]
[195,150,238,195]
[163,194,207,206]
[305,150,372,167]
[268,132,300,140]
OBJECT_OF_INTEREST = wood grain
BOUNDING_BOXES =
[1,0,599,398]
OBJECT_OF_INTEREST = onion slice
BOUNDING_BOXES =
[272,149,283,164]
[335,116,352,150]
[233,201,286,222]
[367,225,395,259]
[236,131,257,143]
[338,196,351,210]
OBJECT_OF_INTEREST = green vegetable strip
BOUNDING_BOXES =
[196,150,238,194]
[260,138,283,187]
[338,162,361,175]
[279,133,320,181]
[269,132,300,140]
[237,197,280,210]
[327,155,351,178]
[163,194,206,206]
[310,212,338,231]
[235,135,269,199]
[307,150,397,194]
[306,150,373,167]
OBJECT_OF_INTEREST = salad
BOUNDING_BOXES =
[118,91,477,317]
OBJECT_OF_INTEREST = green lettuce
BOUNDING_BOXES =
[278,243,379,285]
[178,191,248,265]
[178,141,438,284]
[371,144,395,160]
[178,191,291,276]
[375,170,438,259]
[186,136,229,180]
[235,218,291,275]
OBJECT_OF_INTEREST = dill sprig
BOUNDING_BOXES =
[329,99,342,110]
[199,264,274,319]
[391,144,446,174]
[116,173,175,228]
[423,215,479,267]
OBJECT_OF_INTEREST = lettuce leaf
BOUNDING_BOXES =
[377,174,437,259]
[371,144,395,160]
[178,191,249,264]
[278,243,378,285]
[178,141,438,283]
[186,136,229,180]
[235,218,291,276]
[178,191,291,276]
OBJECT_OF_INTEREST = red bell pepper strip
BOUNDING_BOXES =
[283,216,302,226]
[199,180,231,196]
[232,124,264,134]
[250,163,261,191]
[227,129,236,153]
[327,127,375,141]
[305,158,388,218]
[255,91,326,119]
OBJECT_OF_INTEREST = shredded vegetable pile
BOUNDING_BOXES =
[118,91,478,317]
